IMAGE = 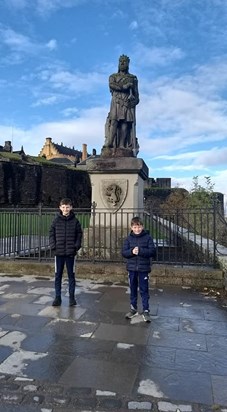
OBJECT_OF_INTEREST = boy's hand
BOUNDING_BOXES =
[132,246,139,255]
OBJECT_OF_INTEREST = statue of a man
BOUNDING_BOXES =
[104,55,139,153]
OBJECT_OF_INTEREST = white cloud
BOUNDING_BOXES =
[157,164,208,172]
[0,28,33,52]
[153,147,227,168]
[36,0,87,16]
[134,44,184,67]
[71,37,77,44]
[40,69,107,94]
[1,52,25,66]
[61,107,79,117]
[133,0,227,50]
[45,39,57,51]
[32,95,59,107]
[134,59,227,158]
[0,106,106,156]
[111,9,127,19]
[0,27,59,57]
[194,147,227,167]
[2,0,90,15]
[129,21,138,30]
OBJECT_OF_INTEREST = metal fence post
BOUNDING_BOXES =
[213,201,217,267]
[38,203,42,261]
[91,201,96,263]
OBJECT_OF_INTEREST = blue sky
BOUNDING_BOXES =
[1,0,227,203]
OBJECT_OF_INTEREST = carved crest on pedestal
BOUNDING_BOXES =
[100,179,128,211]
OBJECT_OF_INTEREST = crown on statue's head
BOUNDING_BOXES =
[119,55,130,64]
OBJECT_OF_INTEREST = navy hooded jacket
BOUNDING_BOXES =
[122,229,156,273]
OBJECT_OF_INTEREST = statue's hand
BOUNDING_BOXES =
[122,82,133,90]
[127,95,137,108]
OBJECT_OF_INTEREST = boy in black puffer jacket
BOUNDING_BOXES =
[49,198,83,307]
[122,216,156,322]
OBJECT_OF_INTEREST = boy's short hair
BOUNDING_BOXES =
[59,198,73,206]
[131,216,143,226]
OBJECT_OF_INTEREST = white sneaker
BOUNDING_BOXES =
[142,310,151,323]
[125,308,138,319]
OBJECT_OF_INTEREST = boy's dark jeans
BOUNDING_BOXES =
[55,255,76,297]
[128,271,150,312]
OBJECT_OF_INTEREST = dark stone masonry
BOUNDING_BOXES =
[0,158,91,207]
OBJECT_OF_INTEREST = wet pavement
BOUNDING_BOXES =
[0,274,227,412]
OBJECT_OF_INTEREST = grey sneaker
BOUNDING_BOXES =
[142,310,151,323]
[125,308,138,319]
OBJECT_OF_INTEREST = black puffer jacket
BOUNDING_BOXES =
[49,211,83,256]
[122,230,156,273]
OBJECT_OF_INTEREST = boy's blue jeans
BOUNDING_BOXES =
[128,271,150,312]
[54,255,76,297]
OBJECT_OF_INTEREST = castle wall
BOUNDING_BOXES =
[0,159,91,208]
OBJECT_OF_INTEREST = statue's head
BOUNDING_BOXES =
[118,55,130,72]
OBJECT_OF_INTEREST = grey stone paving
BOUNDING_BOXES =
[0,274,227,411]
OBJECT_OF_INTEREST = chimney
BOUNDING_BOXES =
[46,137,52,157]
[4,141,12,152]
[82,143,87,161]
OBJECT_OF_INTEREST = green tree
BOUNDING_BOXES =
[160,188,189,214]
[189,176,216,209]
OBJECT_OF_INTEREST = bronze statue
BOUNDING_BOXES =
[102,55,139,156]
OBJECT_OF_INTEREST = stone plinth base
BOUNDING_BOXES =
[101,147,134,158]
[86,156,148,227]
[86,156,148,179]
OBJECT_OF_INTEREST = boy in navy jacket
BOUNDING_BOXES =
[122,216,156,322]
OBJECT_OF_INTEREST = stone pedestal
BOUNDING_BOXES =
[86,156,148,227]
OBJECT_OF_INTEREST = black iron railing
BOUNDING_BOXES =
[0,204,226,267]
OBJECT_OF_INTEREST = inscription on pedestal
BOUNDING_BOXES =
[96,161,116,170]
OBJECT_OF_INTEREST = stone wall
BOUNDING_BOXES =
[0,158,91,207]
[144,188,173,209]
[0,260,224,289]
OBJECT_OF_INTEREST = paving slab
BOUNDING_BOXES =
[211,375,227,404]
[136,366,213,404]
[147,328,207,351]
[0,274,226,411]
[180,318,227,335]
[92,322,150,345]
[175,349,227,375]
[59,357,138,394]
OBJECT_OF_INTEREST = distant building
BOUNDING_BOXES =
[0,141,12,153]
[0,140,25,157]
[38,137,89,166]
[145,177,171,189]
